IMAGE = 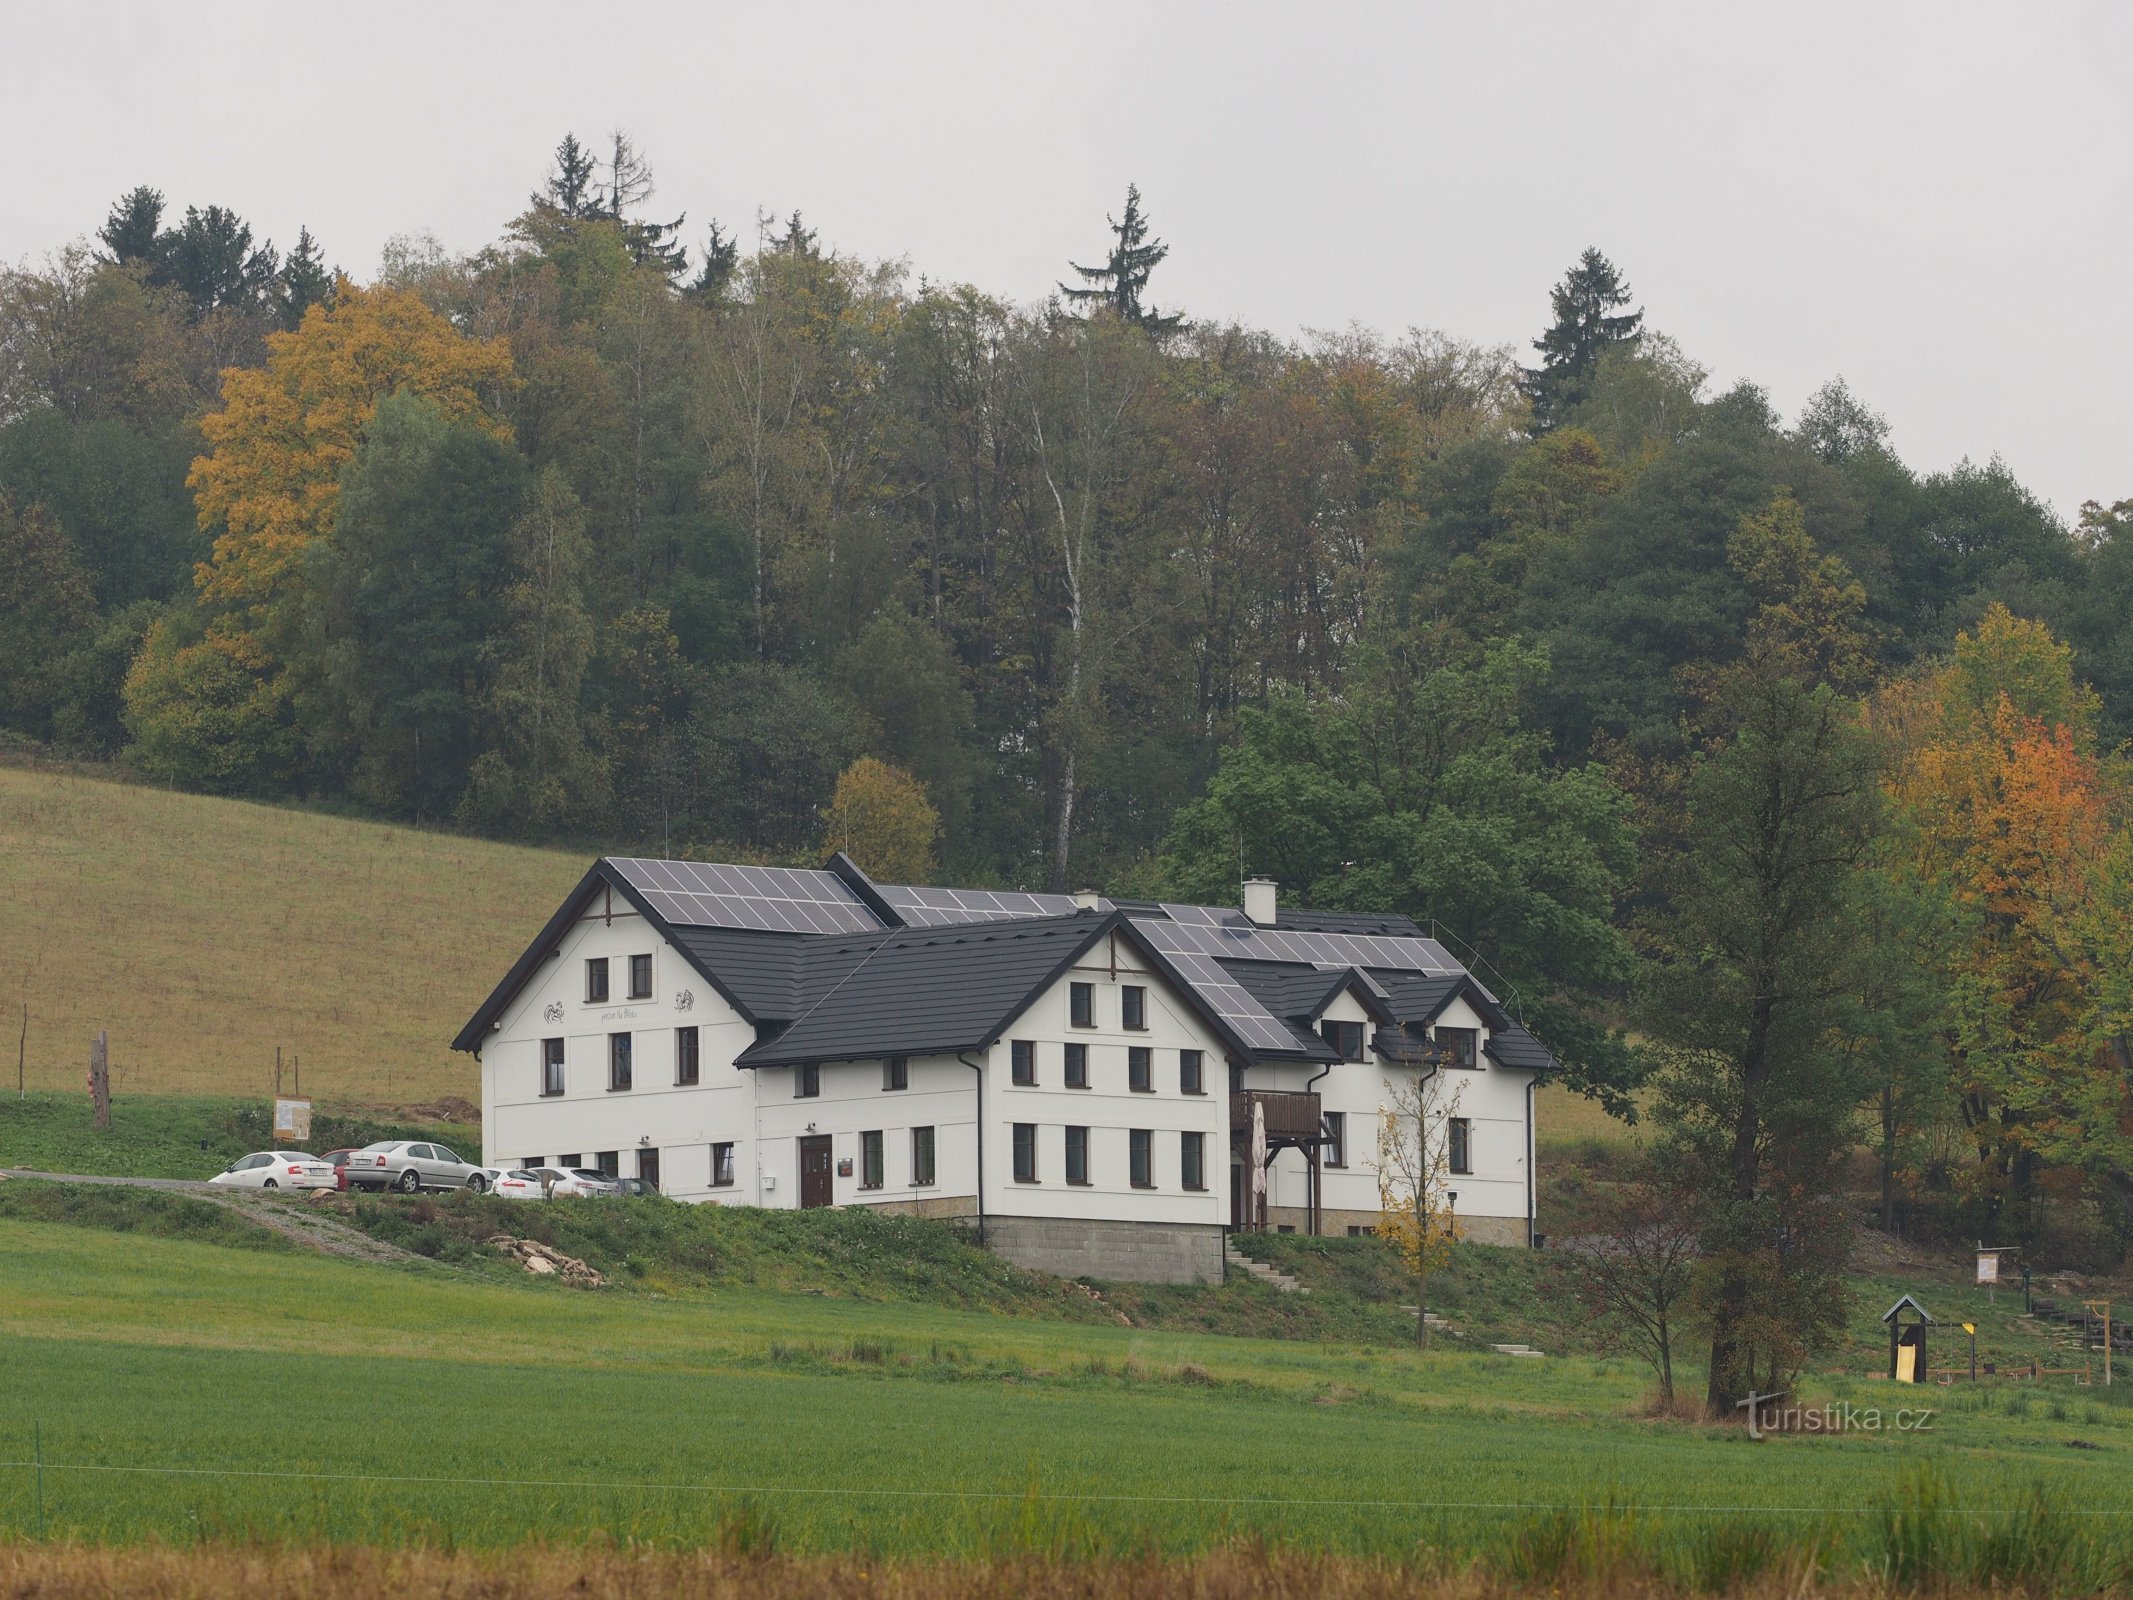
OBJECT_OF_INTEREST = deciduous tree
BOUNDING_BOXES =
[822,756,940,883]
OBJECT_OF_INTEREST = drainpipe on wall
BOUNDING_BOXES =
[958,1052,987,1246]
[1525,1076,1538,1248]
[1304,1058,1334,1238]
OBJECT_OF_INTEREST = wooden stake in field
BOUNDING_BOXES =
[88,1029,110,1130]
[15,1002,24,1100]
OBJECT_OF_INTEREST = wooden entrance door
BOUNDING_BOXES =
[799,1135,834,1209]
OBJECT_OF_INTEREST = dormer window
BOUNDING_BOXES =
[1320,1019,1365,1062]
[1437,1026,1479,1068]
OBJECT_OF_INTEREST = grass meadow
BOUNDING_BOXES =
[4,1212,2131,1576]
[0,763,582,1103]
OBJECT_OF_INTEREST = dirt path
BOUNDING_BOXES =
[1,1169,444,1268]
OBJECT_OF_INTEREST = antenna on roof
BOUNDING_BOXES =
[1426,918,1527,1026]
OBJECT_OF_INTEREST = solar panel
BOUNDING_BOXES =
[610,858,882,935]
[878,883,1085,926]
[1134,921,1311,1054]
[1133,918,1464,977]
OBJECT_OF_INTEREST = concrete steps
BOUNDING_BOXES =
[1224,1240,1307,1294]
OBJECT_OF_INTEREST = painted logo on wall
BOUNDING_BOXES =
[542,1001,565,1024]
[675,989,695,1013]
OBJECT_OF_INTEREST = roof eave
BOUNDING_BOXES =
[450,858,773,1054]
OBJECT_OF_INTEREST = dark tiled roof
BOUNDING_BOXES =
[454,854,1559,1074]
[668,926,800,1021]
[1220,960,1349,1021]
[735,913,1112,1068]
[1275,907,1426,937]
[1483,1021,1557,1073]
[1366,972,1466,1026]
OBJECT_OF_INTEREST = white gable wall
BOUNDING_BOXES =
[981,948,1230,1228]
[479,897,756,1198]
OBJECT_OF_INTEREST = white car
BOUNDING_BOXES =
[530,1166,614,1198]
[210,1151,336,1190]
[488,1169,548,1200]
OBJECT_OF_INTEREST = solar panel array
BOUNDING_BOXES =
[1131,920,1311,1053]
[609,858,880,935]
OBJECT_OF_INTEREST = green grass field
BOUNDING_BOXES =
[0,763,582,1104]
[3,1199,2130,1565]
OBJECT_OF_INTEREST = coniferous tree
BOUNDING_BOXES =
[1521,247,1642,432]
[1060,183,1182,333]
[275,226,334,330]
[686,221,741,301]
[161,204,278,316]
[96,186,165,267]
[599,130,688,279]
[533,133,602,218]
[772,209,819,259]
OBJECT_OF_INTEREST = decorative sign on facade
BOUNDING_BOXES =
[674,989,695,1012]
[273,1097,312,1141]
[542,1001,565,1024]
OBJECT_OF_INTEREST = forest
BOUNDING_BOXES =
[4,134,2131,1401]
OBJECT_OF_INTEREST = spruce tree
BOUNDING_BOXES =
[533,134,601,218]
[1060,183,1183,333]
[1521,247,1643,432]
[275,226,334,330]
[96,186,165,267]
[686,221,741,301]
[162,205,278,316]
[772,210,819,259]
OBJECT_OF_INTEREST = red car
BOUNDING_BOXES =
[320,1149,364,1191]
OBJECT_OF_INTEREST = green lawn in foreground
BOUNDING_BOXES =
[2,1216,2129,1557]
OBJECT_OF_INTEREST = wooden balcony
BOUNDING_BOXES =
[1230,1089,1323,1143]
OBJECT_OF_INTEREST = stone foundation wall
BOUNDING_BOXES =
[1264,1205,1531,1247]
[863,1194,978,1222]
[982,1215,1225,1284]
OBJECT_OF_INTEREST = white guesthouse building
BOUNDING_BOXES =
[454,855,1557,1283]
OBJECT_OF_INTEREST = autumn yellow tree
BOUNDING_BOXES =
[125,284,515,789]
[821,757,939,883]
[1376,1069,1464,1348]
[189,280,514,625]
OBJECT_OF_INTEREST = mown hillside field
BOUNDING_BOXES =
[0,763,580,1102]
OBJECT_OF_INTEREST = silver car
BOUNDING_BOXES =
[343,1140,488,1194]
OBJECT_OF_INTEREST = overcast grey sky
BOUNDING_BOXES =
[5,1,2125,517]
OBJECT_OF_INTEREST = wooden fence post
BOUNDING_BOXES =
[89,1030,110,1129]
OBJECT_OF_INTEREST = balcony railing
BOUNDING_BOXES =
[1230,1089,1323,1142]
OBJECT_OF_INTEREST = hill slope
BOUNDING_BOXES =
[0,765,582,1102]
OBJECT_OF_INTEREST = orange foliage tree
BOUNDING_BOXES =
[1874,606,2133,1215]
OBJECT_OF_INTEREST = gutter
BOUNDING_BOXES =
[958,1051,987,1246]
